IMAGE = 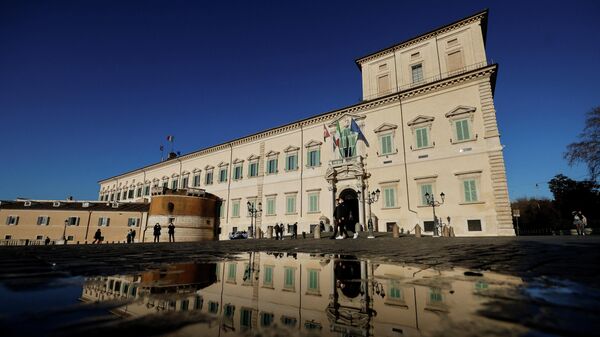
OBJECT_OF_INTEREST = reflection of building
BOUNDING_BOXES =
[97,10,513,237]
[0,189,220,244]
[80,253,523,336]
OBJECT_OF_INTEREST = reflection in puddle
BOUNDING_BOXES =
[2,253,598,336]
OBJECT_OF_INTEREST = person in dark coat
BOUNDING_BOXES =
[168,221,175,242]
[274,223,280,240]
[331,198,349,239]
[153,223,161,242]
[93,229,102,244]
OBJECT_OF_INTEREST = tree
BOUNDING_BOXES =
[564,106,600,182]
[548,174,600,230]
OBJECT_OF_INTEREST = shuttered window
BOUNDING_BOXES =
[455,119,470,141]
[463,179,478,202]
[416,127,429,148]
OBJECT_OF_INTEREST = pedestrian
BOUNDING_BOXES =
[153,223,162,242]
[580,211,587,236]
[292,222,298,239]
[126,230,132,243]
[131,229,136,243]
[44,236,51,245]
[280,223,284,240]
[93,229,102,244]
[274,223,280,240]
[573,211,583,235]
[319,220,325,233]
[331,198,349,239]
[168,221,175,242]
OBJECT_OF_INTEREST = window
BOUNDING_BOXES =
[379,133,393,155]
[205,170,214,185]
[261,312,274,327]
[307,149,320,167]
[468,219,482,231]
[194,296,203,310]
[428,288,443,304]
[227,263,237,282]
[219,202,225,218]
[447,50,463,72]
[193,174,200,187]
[171,179,178,189]
[455,119,471,141]
[162,180,168,188]
[284,267,295,290]
[389,280,403,300]
[67,235,74,241]
[182,176,189,188]
[36,235,44,240]
[219,168,228,183]
[415,127,429,148]
[286,195,297,214]
[419,183,433,206]
[308,269,319,293]
[67,217,80,226]
[463,179,478,202]
[424,221,435,232]
[208,301,219,314]
[377,74,390,94]
[128,218,140,227]
[128,189,134,199]
[233,165,243,180]
[286,153,298,171]
[383,187,397,208]
[6,216,19,225]
[5,235,12,239]
[266,158,278,174]
[246,162,257,177]
[263,265,274,287]
[266,197,276,216]
[281,316,297,327]
[232,200,240,218]
[144,184,150,196]
[240,308,252,328]
[308,192,319,213]
[411,63,424,83]
[98,217,110,227]
[136,187,142,197]
[180,299,189,311]
[224,304,235,319]
[37,216,49,226]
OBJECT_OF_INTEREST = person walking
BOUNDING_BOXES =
[274,223,280,240]
[168,221,175,242]
[580,211,587,236]
[573,211,583,235]
[292,222,298,239]
[131,229,136,243]
[93,229,102,244]
[126,230,132,243]
[331,198,349,239]
[153,223,162,242]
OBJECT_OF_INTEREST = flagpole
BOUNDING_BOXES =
[160,145,164,161]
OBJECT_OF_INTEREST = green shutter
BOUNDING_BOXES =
[462,120,470,140]
[384,188,395,208]
[469,180,477,201]
[421,184,432,205]
[456,120,464,140]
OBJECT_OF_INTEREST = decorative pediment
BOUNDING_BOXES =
[205,165,214,170]
[266,150,280,157]
[137,182,143,186]
[181,170,190,175]
[171,173,179,178]
[407,115,435,126]
[248,154,260,161]
[327,113,366,128]
[284,145,300,153]
[152,178,160,182]
[373,123,399,133]
[192,167,201,173]
[162,176,169,180]
[233,158,244,164]
[218,161,229,167]
[445,105,476,118]
[305,140,323,148]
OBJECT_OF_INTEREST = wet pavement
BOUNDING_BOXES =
[0,235,598,336]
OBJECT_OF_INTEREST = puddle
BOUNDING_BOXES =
[0,252,598,337]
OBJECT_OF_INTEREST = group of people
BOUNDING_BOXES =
[573,211,588,235]
[273,222,298,240]
[153,222,176,242]
[126,229,137,243]
[331,197,356,239]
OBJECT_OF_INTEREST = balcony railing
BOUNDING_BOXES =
[362,60,494,101]
[330,156,361,167]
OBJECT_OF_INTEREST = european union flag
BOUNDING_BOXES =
[350,118,369,147]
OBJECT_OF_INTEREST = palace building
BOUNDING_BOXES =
[96,9,513,238]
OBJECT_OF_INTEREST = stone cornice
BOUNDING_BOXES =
[98,64,497,184]
[355,10,487,67]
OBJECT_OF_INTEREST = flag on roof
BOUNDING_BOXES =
[350,118,369,147]
[323,125,330,142]
[166,135,174,142]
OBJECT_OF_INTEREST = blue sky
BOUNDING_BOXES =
[1,0,598,201]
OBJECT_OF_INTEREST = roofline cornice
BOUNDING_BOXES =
[354,9,488,69]
[98,64,497,184]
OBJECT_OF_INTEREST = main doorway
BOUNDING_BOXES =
[339,189,359,231]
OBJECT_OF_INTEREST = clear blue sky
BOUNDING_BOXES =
[1,0,598,201]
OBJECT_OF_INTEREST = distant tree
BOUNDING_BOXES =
[564,106,600,182]
[548,174,600,230]
[511,197,560,234]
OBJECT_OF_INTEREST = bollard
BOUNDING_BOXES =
[267,226,273,239]
[449,226,455,237]
[392,224,399,238]
[414,224,422,237]
[314,225,321,239]
[302,232,306,239]
[442,225,448,237]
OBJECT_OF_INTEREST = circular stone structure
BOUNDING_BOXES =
[146,188,221,242]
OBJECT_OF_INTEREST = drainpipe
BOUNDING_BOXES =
[225,143,233,233]
[84,209,92,242]
[300,123,304,220]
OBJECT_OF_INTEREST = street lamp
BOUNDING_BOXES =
[247,201,262,239]
[359,189,380,239]
[62,219,68,244]
[424,192,445,237]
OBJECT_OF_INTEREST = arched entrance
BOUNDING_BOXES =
[339,189,359,231]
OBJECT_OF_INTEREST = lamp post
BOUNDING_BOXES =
[512,209,520,236]
[247,201,262,239]
[359,189,380,239]
[62,219,68,244]
[424,192,445,237]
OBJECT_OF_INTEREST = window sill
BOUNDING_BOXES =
[382,206,401,210]
[377,150,398,157]
[305,292,322,297]
[262,285,274,289]
[459,201,485,205]
[282,288,296,293]
[285,212,298,216]
[305,165,322,168]
[416,204,431,208]
[451,138,476,145]
[412,145,434,151]
[285,168,299,172]
[265,214,277,217]
[307,211,321,214]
